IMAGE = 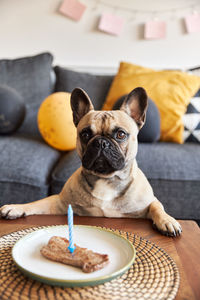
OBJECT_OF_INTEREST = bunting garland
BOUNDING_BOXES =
[144,20,166,40]
[59,0,86,21]
[98,13,124,36]
[58,0,200,39]
[185,12,200,33]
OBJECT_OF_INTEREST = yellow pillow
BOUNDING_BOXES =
[103,62,200,143]
[38,92,77,151]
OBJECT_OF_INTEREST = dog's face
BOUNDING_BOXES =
[70,87,148,176]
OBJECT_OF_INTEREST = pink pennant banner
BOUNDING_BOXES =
[144,20,166,40]
[98,13,124,36]
[59,0,86,22]
[184,13,200,33]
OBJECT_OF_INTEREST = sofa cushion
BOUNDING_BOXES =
[0,52,54,105]
[137,143,200,180]
[137,143,200,219]
[17,102,42,137]
[50,150,81,194]
[54,66,114,110]
[0,53,55,137]
[0,135,61,205]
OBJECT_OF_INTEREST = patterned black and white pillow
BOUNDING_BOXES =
[183,88,200,143]
[183,67,200,143]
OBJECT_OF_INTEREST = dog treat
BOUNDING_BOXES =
[40,236,109,273]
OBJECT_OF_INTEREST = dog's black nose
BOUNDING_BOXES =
[94,137,110,149]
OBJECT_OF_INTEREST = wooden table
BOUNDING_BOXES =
[0,216,199,300]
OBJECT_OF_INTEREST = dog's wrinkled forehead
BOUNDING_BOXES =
[90,111,115,134]
[78,110,138,136]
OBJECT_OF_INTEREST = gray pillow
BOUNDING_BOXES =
[0,52,54,105]
[54,66,114,110]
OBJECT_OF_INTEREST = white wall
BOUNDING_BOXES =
[0,0,200,72]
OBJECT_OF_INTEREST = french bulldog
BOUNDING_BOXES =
[0,87,182,236]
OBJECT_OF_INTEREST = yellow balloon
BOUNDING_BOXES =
[38,92,77,151]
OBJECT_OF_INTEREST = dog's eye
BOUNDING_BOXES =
[80,128,92,142]
[116,130,127,140]
[82,132,90,139]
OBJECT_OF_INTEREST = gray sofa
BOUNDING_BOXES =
[0,53,200,224]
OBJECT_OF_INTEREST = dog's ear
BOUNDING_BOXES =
[120,87,148,129]
[70,88,94,127]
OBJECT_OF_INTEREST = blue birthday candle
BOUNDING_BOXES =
[68,204,76,253]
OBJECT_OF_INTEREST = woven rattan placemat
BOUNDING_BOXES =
[0,226,179,300]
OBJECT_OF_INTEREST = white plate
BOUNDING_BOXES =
[12,225,136,287]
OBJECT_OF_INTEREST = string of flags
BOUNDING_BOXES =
[59,0,200,39]
[59,0,86,22]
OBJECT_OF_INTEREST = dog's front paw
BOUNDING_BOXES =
[0,205,26,219]
[153,214,182,237]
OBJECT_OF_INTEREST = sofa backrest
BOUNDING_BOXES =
[54,66,114,110]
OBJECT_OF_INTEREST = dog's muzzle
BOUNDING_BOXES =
[82,136,125,174]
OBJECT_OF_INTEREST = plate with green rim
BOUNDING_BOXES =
[12,225,136,287]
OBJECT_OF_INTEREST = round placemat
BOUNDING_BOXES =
[0,226,179,300]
